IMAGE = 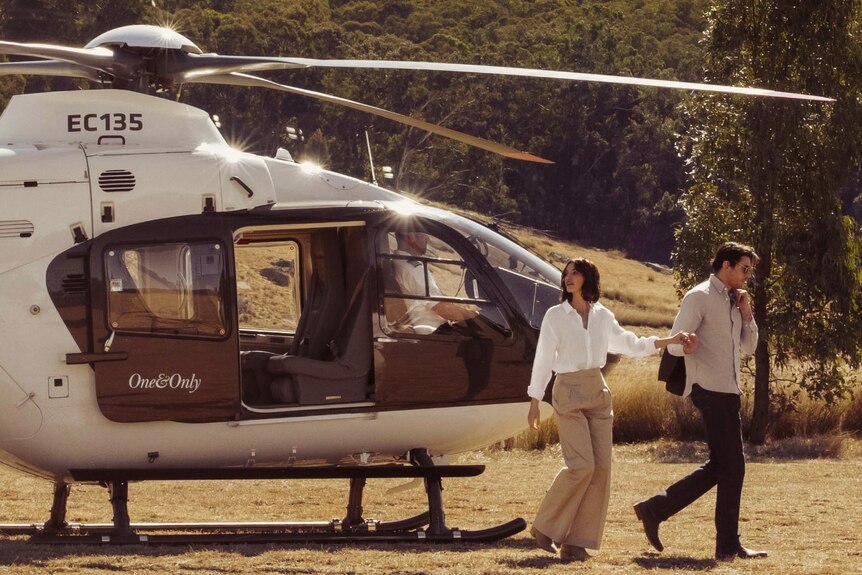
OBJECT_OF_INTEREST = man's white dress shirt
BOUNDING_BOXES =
[391,250,446,333]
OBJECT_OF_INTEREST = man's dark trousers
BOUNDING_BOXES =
[642,384,745,551]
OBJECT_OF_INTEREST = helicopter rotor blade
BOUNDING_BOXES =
[269,59,834,103]
[0,28,834,102]
[165,54,308,82]
[0,40,113,71]
[0,59,101,81]
[188,72,553,164]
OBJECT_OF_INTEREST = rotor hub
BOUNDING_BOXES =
[84,25,202,55]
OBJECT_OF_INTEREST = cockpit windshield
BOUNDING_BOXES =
[423,207,562,328]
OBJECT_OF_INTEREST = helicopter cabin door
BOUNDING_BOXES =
[87,217,239,423]
[373,222,522,407]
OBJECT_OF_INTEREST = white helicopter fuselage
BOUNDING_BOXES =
[0,90,555,482]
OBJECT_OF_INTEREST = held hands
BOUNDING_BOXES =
[660,331,698,353]
[658,331,695,352]
[667,331,689,346]
[682,333,698,354]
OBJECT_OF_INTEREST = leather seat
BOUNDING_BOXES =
[268,272,372,405]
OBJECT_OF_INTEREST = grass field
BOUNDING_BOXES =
[1,442,860,574]
[4,208,859,573]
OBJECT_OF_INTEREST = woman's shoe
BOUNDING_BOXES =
[560,544,590,562]
[530,526,556,553]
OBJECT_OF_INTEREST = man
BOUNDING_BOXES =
[390,231,478,334]
[633,241,768,560]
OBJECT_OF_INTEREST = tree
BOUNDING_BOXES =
[674,0,862,443]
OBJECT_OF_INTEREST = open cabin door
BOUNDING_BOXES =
[236,222,375,412]
[88,217,239,423]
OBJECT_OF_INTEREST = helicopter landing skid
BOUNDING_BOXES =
[0,453,527,545]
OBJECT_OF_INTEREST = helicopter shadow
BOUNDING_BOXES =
[0,535,535,566]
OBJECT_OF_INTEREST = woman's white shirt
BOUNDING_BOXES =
[527,301,659,401]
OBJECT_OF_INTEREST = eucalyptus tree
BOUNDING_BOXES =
[674,0,862,443]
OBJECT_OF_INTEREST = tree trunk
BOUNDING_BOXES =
[749,246,771,444]
[750,322,770,444]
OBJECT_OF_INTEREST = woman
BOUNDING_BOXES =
[527,258,688,562]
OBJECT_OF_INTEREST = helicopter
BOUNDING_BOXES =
[0,25,830,544]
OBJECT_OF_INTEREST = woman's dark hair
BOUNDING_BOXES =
[560,258,601,303]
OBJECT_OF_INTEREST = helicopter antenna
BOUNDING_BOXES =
[365,130,378,186]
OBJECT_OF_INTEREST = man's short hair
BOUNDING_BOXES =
[711,241,759,272]
[561,257,601,303]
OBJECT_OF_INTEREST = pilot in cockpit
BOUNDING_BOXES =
[390,231,478,334]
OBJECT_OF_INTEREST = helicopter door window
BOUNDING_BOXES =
[437,214,563,328]
[234,241,301,332]
[378,231,509,336]
[106,242,226,337]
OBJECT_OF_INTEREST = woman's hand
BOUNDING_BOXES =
[656,331,693,349]
[528,399,541,430]
[669,331,689,346]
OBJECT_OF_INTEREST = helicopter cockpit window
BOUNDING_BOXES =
[377,230,509,336]
[434,212,562,328]
[106,242,226,337]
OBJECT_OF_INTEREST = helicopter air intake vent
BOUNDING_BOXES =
[61,274,88,294]
[98,170,136,193]
[0,220,35,238]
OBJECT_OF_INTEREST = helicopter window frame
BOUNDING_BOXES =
[104,240,228,339]
[418,208,563,329]
[376,228,510,337]
[233,238,303,334]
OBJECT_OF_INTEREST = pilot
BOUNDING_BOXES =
[391,231,478,334]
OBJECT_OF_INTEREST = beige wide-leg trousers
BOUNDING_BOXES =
[533,368,613,550]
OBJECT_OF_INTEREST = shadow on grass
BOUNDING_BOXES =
[501,555,565,568]
[0,534,536,566]
[633,553,717,570]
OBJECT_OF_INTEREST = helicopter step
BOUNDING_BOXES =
[0,453,527,544]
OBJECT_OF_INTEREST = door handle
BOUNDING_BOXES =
[66,352,128,365]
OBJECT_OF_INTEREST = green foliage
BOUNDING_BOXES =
[674,0,862,440]
[1,0,859,281]
[0,0,716,265]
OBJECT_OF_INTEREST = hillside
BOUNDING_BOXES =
[506,225,678,331]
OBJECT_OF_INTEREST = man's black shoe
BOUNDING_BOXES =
[633,501,663,552]
[715,545,768,560]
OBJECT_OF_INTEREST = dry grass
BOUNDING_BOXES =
[508,229,679,328]
[1,443,861,574]
[235,243,300,331]
[506,354,862,446]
